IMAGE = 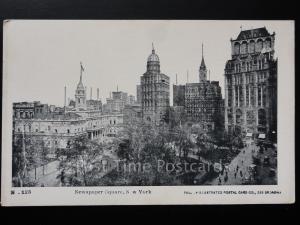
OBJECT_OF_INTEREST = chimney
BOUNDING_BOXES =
[90,87,92,100]
[64,86,67,107]
[187,70,189,83]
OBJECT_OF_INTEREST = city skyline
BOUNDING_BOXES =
[4,20,285,107]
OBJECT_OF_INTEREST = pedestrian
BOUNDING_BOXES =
[60,170,65,186]
[240,170,243,178]
[218,176,222,185]
[236,165,239,172]
[224,175,228,183]
[234,171,237,179]
[241,160,244,165]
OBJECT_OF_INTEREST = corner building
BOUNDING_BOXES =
[224,27,277,136]
[140,45,170,124]
[173,45,224,131]
[185,47,223,131]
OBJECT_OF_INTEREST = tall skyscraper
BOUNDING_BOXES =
[224,27,277,136]
[140,44,170,124]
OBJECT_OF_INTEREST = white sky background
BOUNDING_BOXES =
[3,20,289,106]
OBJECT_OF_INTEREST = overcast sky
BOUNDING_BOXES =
[3,20,292,106]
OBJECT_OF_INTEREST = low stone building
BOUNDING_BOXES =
[13,67,124,151]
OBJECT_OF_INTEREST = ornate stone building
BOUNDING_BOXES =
[224,27,277,136]
[173,45,224,131]
[136,85,142,104]
[13,64,124,151]
[173,84,185,107]
[140,45,170,124]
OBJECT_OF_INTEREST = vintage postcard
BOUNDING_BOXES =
[1,20,295,205]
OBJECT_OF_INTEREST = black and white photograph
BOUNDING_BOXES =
[1,20,295,205]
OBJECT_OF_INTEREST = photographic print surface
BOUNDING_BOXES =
[9,21,279,187]
[1,20,295,205]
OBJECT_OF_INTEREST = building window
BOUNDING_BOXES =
[262,86,266,107]
[246,86,249,106]
[258,109,266,126]
[241,41,248,54]
[236,109,243,124]
[250,87,255,106]
[258,86,261,106]
[249,40,255,53]
[265,37,271,48]
[234,42,240,55]
[256,39,263,52]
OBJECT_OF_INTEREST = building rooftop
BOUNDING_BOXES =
[34,112,82,120]
[236,27,271,40]
[147,44,160,62]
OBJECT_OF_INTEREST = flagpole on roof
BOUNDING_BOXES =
[80,61,84,83]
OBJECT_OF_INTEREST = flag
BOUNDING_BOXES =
[80,62,85,72]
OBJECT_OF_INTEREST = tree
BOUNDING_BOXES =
[12,134,48,187]
[114,120,178,185]
[162,107,186,128]
[57,135,103,186]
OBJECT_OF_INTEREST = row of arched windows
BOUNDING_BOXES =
[233,37,272,55]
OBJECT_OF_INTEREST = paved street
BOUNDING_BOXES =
[30,160,61,187]
[205,142,258,185]
[36,168,61,187]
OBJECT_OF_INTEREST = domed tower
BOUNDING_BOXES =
[75,62,86,110]
[147,43,160,73]
[140,44,170,124]
[199,43,207,82]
